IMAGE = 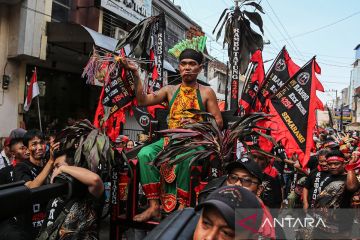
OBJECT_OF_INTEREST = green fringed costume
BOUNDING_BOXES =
[138,84,205,212]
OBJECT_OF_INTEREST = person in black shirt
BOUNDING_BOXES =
[302,149,330,210]
[38,147,104,239]
[0,137,29,185]
[311,150,360,239]
[13,130,58,239]
[252,152,283,209]
[0,138,30,240]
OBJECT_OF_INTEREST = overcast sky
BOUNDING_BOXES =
[172,0,360,106]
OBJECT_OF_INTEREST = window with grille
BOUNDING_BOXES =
[52,0,72,22]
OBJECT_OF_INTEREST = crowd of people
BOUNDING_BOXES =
[0,128,106,239]
[1,47,360,240]
[142,130,360,240]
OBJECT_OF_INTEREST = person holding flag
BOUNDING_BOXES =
[121,39,223,222]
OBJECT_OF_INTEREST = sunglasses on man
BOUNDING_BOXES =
[227,174,260,187]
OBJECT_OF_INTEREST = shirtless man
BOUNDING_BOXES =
[123,48,223,222]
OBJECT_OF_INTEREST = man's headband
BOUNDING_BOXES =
[327,156,345,162]
[179,49,203,65]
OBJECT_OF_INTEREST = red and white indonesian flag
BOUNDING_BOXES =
[24,68,39,112]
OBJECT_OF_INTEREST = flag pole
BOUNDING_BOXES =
[37,96,43,132]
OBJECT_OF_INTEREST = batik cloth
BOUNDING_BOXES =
[138,84,205,212]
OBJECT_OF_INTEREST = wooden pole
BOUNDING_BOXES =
[37,96,43,132]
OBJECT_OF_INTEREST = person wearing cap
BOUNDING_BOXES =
[144,186,264,240]
[115,135,129,149]
[0,137,13,169]
[194,186,264,240]
[199,155,264,203]
[311,150,359,239]
[9,128,27,139]
[122,49,223,222]
[322,139,339,151]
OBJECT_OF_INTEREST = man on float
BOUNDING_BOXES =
[123,48,223,222]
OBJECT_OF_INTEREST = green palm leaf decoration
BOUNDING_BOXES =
[168,36,207,59]
[153,111,277,171]
[54,119,114,177]
[214,1,264,74]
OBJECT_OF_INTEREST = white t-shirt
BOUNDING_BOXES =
[0,150,10,169]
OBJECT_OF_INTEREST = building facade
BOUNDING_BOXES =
[0,0,227,138]
[0,0,139,137]
[351,44,360,123]
[0,0,52,137]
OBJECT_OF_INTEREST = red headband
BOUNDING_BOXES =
[324,142,336,148]
[341,148,350,154]
[327,156,345,162]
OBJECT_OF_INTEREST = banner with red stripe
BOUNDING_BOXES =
[267,57,323,167]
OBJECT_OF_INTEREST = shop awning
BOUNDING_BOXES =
[83,26,118,52]
[47,22,118,52]
[47,22,176,72]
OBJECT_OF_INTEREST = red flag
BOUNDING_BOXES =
[147,104,166,118]
[257,47,299,111]
[93,86,105,128]
[24,68,40,112]
[239,50,265,113]
[150,49,159,81]
[314,60,324,92]
[267,58,322,167]
[315,97,324,111]
[93,57,133,142]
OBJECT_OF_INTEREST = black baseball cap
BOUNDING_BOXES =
[9,128,27,139]
[225,155,264,182]
[195,186,263,230]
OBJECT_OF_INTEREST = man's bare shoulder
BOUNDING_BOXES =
[152,84,176,94]
[161,84,180,101]
[167,84,180,94]
[199,84,216,95]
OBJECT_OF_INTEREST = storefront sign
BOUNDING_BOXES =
[335,108,352,121]
[100,0,151,24]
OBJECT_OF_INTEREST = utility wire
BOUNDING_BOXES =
[263,10,304,62]
[263,25,282,51]
[276,10,360,42]
[263,49,353,68]
[264,0,306,62]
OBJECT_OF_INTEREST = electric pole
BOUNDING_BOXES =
[326,89,339,129]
